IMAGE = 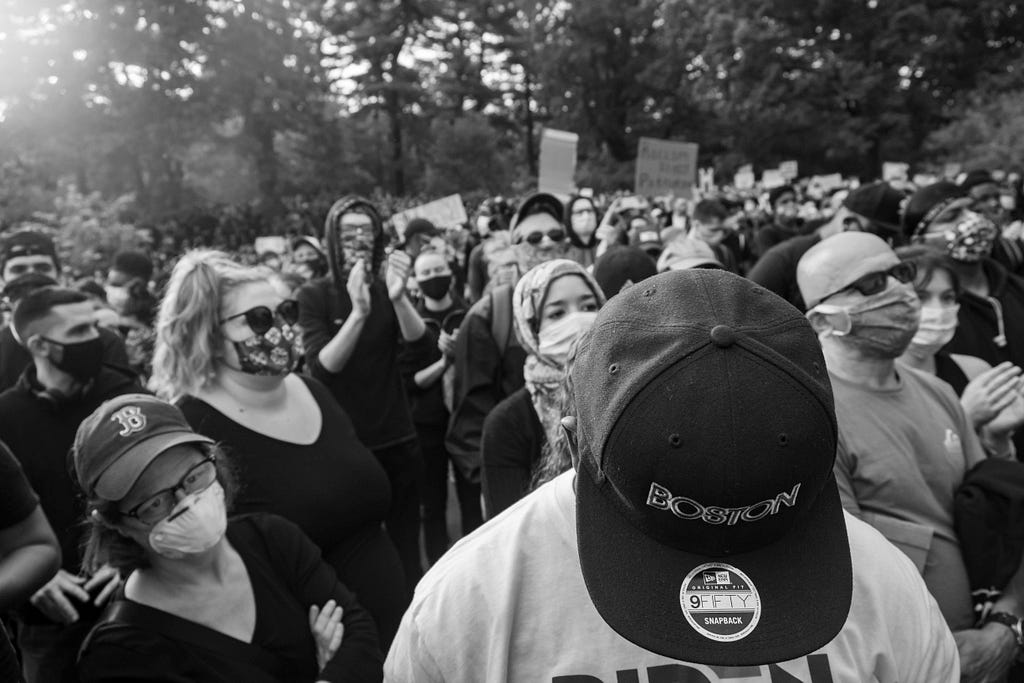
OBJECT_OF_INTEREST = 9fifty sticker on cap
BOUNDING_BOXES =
[680,563,761,642]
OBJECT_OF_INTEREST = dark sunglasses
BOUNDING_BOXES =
[220,299,299,335]
[524,229,566,245]
[818,262,917,304]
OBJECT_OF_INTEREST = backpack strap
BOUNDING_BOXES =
[489,284,514,357]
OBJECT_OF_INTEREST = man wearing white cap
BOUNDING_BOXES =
[798,231,1023,682]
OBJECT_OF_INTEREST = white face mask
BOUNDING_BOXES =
[908,303,960,356]
[148,482,227,559]
[537,311,597,366]
[105,284,129,312]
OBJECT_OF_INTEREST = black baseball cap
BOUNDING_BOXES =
[73,394,214,501]
[571,269,851,665]
[841,181,905,233]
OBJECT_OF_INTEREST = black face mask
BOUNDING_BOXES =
[42,336,104,382]
[418,275,452,301]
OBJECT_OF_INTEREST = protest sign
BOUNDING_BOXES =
[391,194,469,238]
[734,169,755,190]
[882,162,910,182]
[779,160,799,180]
[635,137,699,198]
[912,174,938,188]
[811,173,844,192]
[254,236,287,255]
[698,167,716,194]
[761,169,786,189]
[538,128,579,197]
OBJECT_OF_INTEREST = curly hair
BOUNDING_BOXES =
[149,250,275,401]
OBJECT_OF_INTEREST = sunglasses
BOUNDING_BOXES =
[524,229,566,245]
[818,262,917,304]
[221,299,299,335]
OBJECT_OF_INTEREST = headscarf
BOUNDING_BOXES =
[322,196,387,295]
[512,259,606,444]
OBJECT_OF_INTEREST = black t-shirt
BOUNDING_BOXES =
[747,233,822,312]
[481,387,545,517]
[295,277,416,450]
[78,513,383,683]
[0,438,37,528]
[399,297,467,426]
[179,375,406,646]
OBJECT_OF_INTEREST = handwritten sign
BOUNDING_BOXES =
[734,169,755,190]
[698,167,716,194]
[390,195,469,238]
[635,137,699,198]
[779,160,799,180]
[538,128,579,197]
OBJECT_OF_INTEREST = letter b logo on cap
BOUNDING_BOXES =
[111,406,146,437]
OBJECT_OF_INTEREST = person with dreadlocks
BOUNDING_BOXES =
[296,197,428,596]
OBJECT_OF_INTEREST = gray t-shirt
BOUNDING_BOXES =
[831,363,985,631]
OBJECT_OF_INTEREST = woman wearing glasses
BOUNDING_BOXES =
[74,394,382,682]
[149,251,406,648]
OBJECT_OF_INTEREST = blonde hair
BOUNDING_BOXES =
[149,250,276,401]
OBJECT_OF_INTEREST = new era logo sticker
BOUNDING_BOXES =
[111,406,146,436]
[681,563,761,642]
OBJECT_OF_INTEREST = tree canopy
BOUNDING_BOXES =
[1,0,1022,222]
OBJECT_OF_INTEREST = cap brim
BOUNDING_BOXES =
[576,468,852,666]
[94,432,215,501]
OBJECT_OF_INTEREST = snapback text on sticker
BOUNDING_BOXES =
[680,563,761,642]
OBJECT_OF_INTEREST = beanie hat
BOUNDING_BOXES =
[841,181,905,233]
[593,246,657,298]
[768,185,796,208]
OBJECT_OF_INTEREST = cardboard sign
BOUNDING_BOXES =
[254,236,287,255]
[882,162,910,182]
[698,167,716,194]
[635,137,699,198]
[390,195,469,237]
[779,160,799,180]
[538,128,579,197]
[812,173,845,192]
[734,170,756,190]
[761,169,786,189]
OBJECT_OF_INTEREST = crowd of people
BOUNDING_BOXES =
[1,167,1024,681]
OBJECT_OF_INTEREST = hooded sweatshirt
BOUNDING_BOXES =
[296,196,417,450]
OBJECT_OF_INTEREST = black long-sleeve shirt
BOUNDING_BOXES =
[295,277,416,451]
[481,387,544,517]
[78,513,383,683]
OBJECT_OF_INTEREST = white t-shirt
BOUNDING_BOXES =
[385,471,959,682]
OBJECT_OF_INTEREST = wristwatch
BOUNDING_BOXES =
[985,611,1024,648]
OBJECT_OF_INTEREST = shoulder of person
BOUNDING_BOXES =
[485,387,534,428]
[948,353,992,381]
[898,362,962,407]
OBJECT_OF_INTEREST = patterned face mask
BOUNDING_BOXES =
[232,323,299,376]
[923,211,998,263]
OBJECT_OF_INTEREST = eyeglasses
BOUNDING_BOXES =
[818,262,917,304]
[524,229,566,245]
[121,456,217,525]
[220,299,299,335]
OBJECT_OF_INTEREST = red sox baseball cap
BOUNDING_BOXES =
[570,269,851,665]
[73,394,214,501]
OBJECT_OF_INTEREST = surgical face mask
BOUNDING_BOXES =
[105,285,130,312]
[538,311,598,366]
[232,323,298,376]
[148,482,227,559]
[908,303,960,356]
[42,335,105,382]
[923,211,998,263]
[812,285,921,359]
